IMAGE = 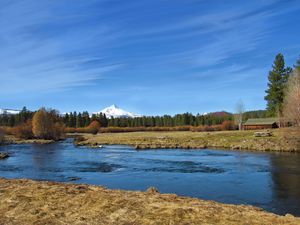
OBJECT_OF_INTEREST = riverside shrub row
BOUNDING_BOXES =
[65,121,237,134]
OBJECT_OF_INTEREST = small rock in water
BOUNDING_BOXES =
[68,177,81,181]
[0,152,9,159]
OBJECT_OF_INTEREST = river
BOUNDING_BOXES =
[0,139,299,216]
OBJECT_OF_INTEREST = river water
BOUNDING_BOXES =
[0,139,299,216]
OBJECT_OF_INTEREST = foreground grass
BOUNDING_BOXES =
[0,178,299,225]
[75,128,299,152]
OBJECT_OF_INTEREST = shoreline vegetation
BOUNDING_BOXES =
[1,128,299,152]
[2,135,55,145]
[0,178,299,225]
[73,128,300,152]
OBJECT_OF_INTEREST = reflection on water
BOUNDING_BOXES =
[270,154,300,216]
[72,161,122,172]
[0,140,300,216]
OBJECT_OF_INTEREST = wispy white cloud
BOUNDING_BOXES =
[0,0,125,95]
[127,0,273,37]
[117,0,299,68]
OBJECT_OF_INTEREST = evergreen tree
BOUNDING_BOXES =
[64,113,70,127]
[69,112,76,127]
[82,111,90,127]
[8,116,15,127]
[91,114,97,122]
[76,112,83,128]
[265,53,292,117]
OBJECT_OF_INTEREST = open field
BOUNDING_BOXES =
[74,128,300,152]
[0,178,299,225]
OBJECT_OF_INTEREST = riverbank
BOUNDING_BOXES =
[1,135,55,145]
[0,178,299,225]
[74,128,299,152]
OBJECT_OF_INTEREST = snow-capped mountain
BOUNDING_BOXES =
[94,105,140,118]
[0,109,21,115]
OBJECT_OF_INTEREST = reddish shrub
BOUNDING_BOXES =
[86,121,101,134]
[97,126,192,133]
[65,123,237,134]
[190,121,238,132]
[221,120,237,131]
[53,122,66,140]
[12,120,34,139]
[64,127,77,133]
[0,126,14,135]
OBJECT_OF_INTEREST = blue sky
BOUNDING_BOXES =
[0,0,300,115]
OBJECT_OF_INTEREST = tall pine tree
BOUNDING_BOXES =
[265,53,292,117]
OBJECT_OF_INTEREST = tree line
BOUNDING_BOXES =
[107,112,234,127]
[0,108,65,140]
[1,111,238,128]
[0,107,33,127]
[0,106,272,129]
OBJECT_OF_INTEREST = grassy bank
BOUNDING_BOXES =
[2,135,55,145]
[0,178,299,225]
[74,128,299,152]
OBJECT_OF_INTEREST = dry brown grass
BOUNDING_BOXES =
[0,178,299,225]
[3,135,55,144]
[74,128,300,152]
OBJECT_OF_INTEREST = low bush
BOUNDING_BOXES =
[0,126,14,135]
[65,122,237,134]
[98,126,190,133]
[12,120,34,139]
[52,122,66,140]
[65,121,101,134]
[0,128,4,144]
[221,120,237,131]
[64,127,77,133]
[86,121,101,134]
[190,121,237,132]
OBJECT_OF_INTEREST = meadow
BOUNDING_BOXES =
[74,128,300,152]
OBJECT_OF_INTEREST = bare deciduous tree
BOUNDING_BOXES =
[234,100,245,131]
[283,69,300,150]
[32,108,64,140]
[283,70,300,127]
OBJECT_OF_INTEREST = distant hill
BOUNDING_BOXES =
[207,111,232,117]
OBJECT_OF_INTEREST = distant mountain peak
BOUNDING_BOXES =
[0,108,21,115]
[108,104,118,109]
[94,105,140,118]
